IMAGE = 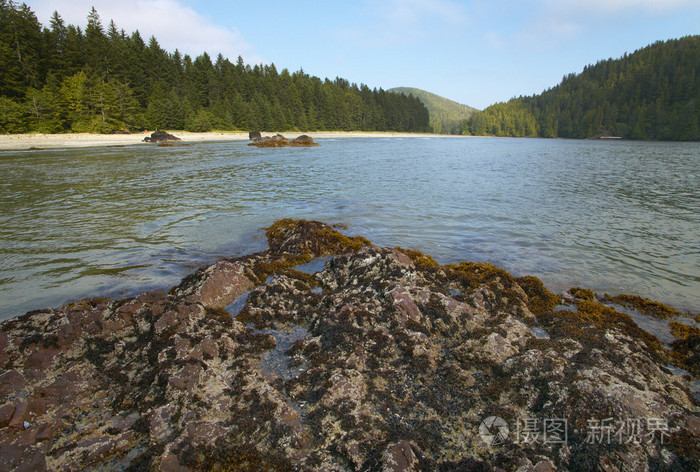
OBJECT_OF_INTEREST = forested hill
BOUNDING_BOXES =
[389,87,477,134]
[463,36,700,140]
[0,3,430,134]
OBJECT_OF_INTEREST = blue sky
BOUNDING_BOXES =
[29,0,700,110]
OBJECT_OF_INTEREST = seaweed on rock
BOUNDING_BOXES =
[0,219,697,471]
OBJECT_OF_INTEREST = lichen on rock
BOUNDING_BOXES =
[0,219,697,471]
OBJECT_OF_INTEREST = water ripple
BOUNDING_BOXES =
[1,137,699,319]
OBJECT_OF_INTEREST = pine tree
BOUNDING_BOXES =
[0,2,432,134]
[85,7,108,78]
[0,1,45,97]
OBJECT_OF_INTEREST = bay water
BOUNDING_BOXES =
[0,137,698,321]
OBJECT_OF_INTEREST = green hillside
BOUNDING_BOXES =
[464,36,700,140]
[389,87,478,134]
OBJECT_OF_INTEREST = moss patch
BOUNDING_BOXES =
[670,322,700,341]
[394,247,440,270]
[265,219,370,257]
[250,254,312,284]
[669,322,700,376]
[205,306,233,326]
[569,287,596,302]
[536,299,668,363]
[516,275,560,315]
[444,262,515,291]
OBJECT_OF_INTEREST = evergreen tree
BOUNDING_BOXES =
[0,0,45,97]
[85,7,108,78]
[465,36,700,141]
[0,2,431,134]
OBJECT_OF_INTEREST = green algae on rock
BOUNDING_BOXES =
[0,219,698,471]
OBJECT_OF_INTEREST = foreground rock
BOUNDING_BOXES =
[249,133,320,147]
[0,219,697,471]
[143,130,181,143]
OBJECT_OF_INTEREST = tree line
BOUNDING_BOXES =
[462,36,700,141]
[0,2,430,134]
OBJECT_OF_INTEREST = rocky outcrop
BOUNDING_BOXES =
[249,134,320,147]
[0,219,698,471]
[290,135,317,146]
[143,130,181,143]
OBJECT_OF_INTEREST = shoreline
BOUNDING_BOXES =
[0,130,461,152]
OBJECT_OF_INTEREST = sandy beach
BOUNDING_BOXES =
[0,130,455,151]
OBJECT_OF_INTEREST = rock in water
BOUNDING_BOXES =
[249,130,262,140]
[0,219,697,471]
[249,133,319,147]
[290,134,319,146]
[143,130,181,143]
[250,133,289,147]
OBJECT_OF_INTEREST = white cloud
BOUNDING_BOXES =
[508,0,692,50]
[30,0,263,64]
[563,0,700,13]
[381,0,469,28]
[350,0,469,46]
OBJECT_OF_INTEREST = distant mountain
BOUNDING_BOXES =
[389,87,478,134]
[464,36,700,140]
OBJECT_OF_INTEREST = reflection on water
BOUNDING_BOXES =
[225,288,310,382]
[1,138,699,320]
[254,325,310,381]
[225,290,252,317]
[293,256,334,274]
[603,302,700,345]
[530,327,551,340]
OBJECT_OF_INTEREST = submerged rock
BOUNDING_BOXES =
[143,130,181,143]
[0,219,697,471]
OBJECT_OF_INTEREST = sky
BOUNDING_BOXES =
[28,0,700,110]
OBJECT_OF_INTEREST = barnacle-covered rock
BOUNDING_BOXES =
[0,219,697,471]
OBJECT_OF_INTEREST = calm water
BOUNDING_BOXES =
[0,137,698,320]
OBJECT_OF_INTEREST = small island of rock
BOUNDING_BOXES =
[143,130,181,143]
[248,133,320,147]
